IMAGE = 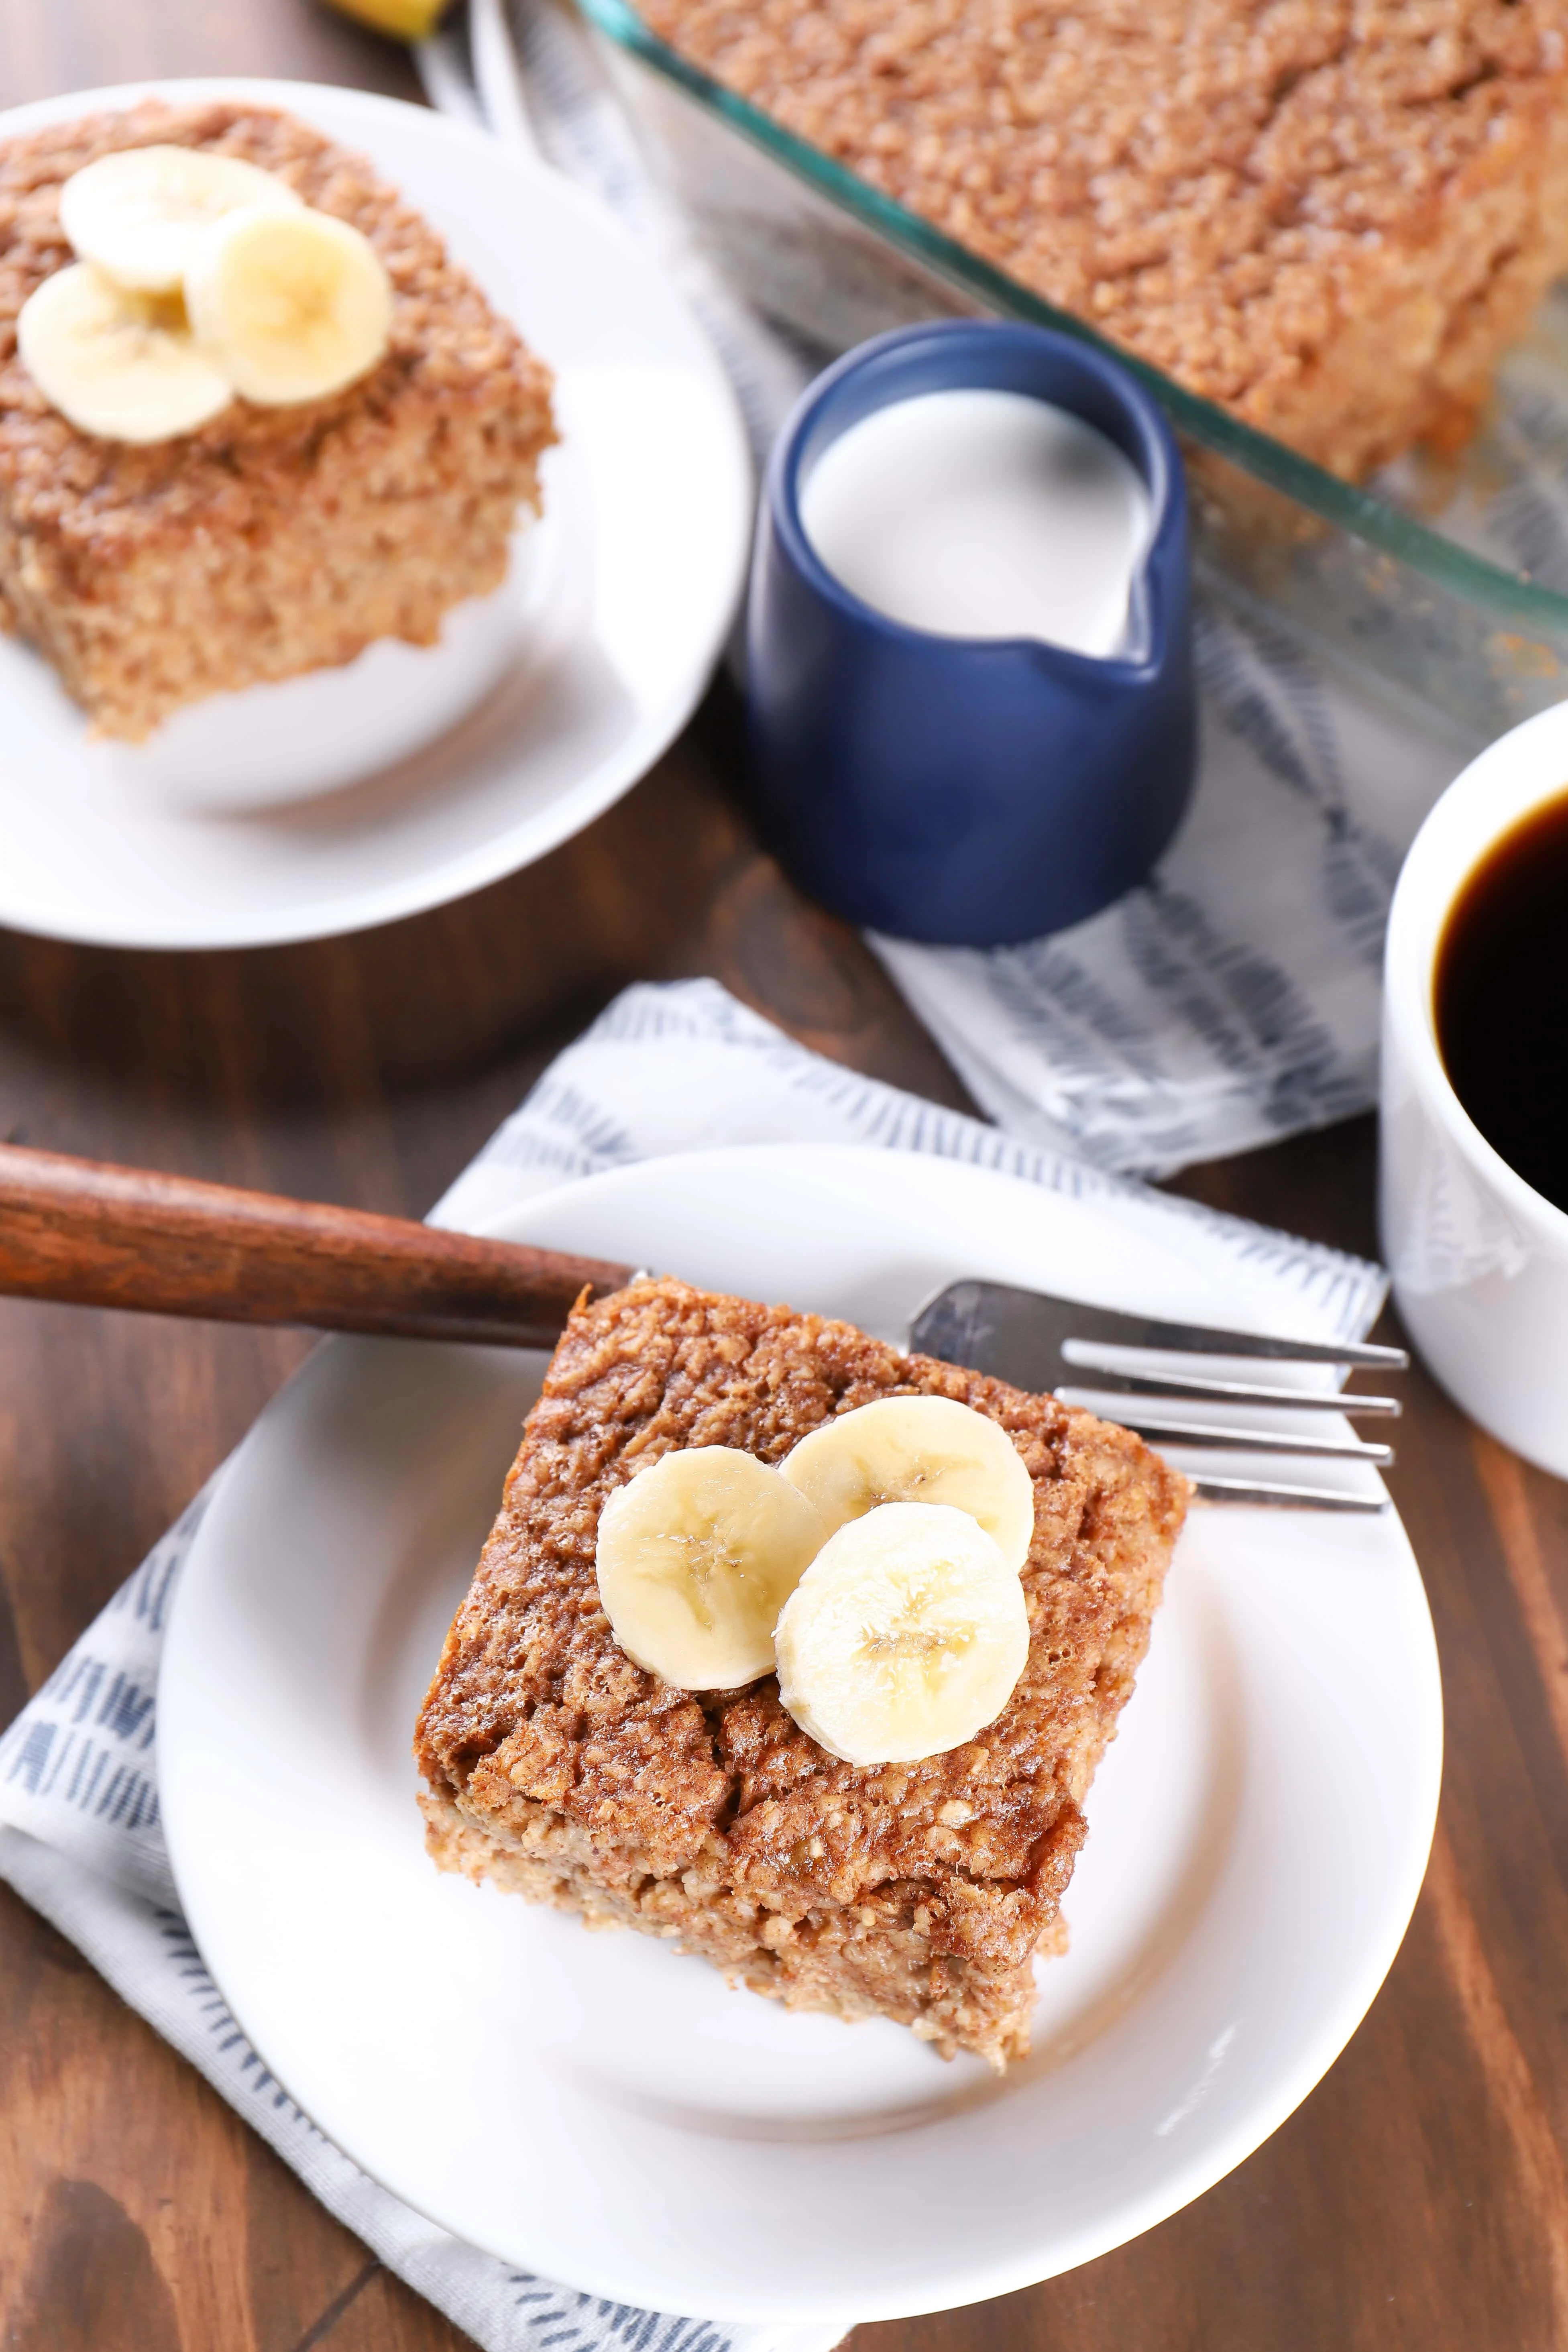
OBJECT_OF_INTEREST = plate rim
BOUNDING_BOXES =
[0,77,751,951]
[158,1141,1444,2320]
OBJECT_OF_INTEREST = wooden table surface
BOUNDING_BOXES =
[3,6,1568,2348]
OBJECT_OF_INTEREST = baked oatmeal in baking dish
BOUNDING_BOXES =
[639,0,1568,481]
[415,1277,1187,2071]
[0,100,556,738]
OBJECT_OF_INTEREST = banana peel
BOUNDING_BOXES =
[320,0,453,44]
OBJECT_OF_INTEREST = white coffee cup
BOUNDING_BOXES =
[1381,701,1568,1477]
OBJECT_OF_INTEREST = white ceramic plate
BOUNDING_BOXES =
[0,80,750,949]
[159,1146,1442,2323]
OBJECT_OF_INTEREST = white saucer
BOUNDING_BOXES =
[157,1145,1442,2323]
[0,80,751,948]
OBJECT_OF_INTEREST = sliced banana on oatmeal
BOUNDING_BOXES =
[17,263,233,444]
[60,145,303,296]
[184,204,393,405]
[595,1446,827,1692]
[774,1500,1030,1766]
[780,1393,1036,1572]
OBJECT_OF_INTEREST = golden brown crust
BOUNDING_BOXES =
[640,0,1568,479]
[0,100,557,737]
[415,1277,1187,2067]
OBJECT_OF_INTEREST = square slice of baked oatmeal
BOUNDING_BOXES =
[0,100,555,739]
[415,1277,1187,2069]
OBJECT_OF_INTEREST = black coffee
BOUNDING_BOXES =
[1435,790,1568,1215]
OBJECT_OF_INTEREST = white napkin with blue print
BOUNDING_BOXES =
[0,979,1387,2352]
[424,0,1478,1177]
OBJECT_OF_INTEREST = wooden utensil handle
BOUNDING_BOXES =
[0,1144,636,1348]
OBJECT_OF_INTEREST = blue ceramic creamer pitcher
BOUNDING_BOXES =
[746,321,1197,947]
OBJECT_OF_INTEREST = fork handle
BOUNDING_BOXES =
[0,1144,635,1349]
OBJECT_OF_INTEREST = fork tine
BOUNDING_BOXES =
[906,1279,1408,1385]
[1064,1313,1407,1368]
[1189,1472,1391,1511]
[1060,1358,1402,1415]
[1055,1393,1395,1464]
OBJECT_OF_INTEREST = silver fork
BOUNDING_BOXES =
[908,1279,1407,1512]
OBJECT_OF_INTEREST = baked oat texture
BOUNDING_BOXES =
[642,0,1568,479]
[0,101,556,739]
[415,1277,1187,2070]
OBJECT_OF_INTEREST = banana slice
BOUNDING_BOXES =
[774,1501,1029,1766]
[780,1394,1036,1572]
[17,263,234,445]
[595,1446,827,1691]
[60,145,303,297]
[184,205,393,406]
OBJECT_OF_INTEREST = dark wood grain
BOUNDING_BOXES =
[0,1144,634,1344]
[2,10,1567,2352]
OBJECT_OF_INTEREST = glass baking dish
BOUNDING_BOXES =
[577,0,1568,743]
